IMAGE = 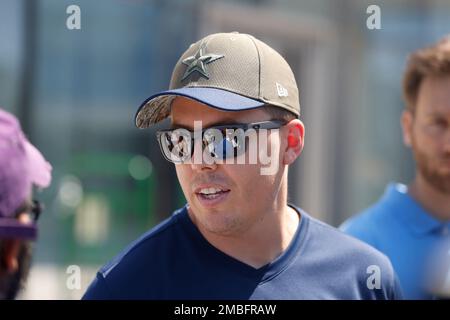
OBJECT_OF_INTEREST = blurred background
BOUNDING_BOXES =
[0,0,449,299]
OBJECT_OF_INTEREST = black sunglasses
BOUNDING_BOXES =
[156,120,286,164]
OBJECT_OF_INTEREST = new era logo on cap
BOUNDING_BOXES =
[276,82,289,97]
[135,32,300,128]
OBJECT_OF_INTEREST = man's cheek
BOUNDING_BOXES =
[177,173,191,197]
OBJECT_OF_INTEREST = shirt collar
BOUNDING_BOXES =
[383,183,450,235]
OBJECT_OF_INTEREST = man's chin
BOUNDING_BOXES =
[195,213,242,237]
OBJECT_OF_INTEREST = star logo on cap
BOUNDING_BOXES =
[181,42,224,82]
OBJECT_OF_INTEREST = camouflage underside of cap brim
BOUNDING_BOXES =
[136,95,175,128]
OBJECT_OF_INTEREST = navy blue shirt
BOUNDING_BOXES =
[83,204,402,299]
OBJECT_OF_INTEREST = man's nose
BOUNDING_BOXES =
[189,138,217,171]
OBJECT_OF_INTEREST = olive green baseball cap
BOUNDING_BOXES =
[135,32,300,128]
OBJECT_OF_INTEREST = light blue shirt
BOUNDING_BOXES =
[340,183,450,299]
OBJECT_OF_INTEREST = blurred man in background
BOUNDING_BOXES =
[0,108,52,299]
[341,36,450,299]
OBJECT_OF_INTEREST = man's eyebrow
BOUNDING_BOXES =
[425,109,450,118]
[170,122,193,130]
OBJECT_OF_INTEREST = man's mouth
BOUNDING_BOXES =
[197,187,230,199]
[194,185,231,206]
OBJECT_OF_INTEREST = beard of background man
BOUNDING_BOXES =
[413,143,450,194]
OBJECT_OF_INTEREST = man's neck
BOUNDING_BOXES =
[194,203,300,269]
[408,174,450,222]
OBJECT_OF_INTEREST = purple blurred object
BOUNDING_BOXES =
[0,108,52,239]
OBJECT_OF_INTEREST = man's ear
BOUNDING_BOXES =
[401,110,413,147]
[1,239,21,274]
[283,119,305,165]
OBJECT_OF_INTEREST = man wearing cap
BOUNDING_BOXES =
[83,32,402,299]
[0,108,52,300]
[340,36,450,299]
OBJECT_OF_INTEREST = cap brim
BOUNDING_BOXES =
[0,219,37,240]
[134,87,265,128]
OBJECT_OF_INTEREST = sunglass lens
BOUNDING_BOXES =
[160,131,192,163]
